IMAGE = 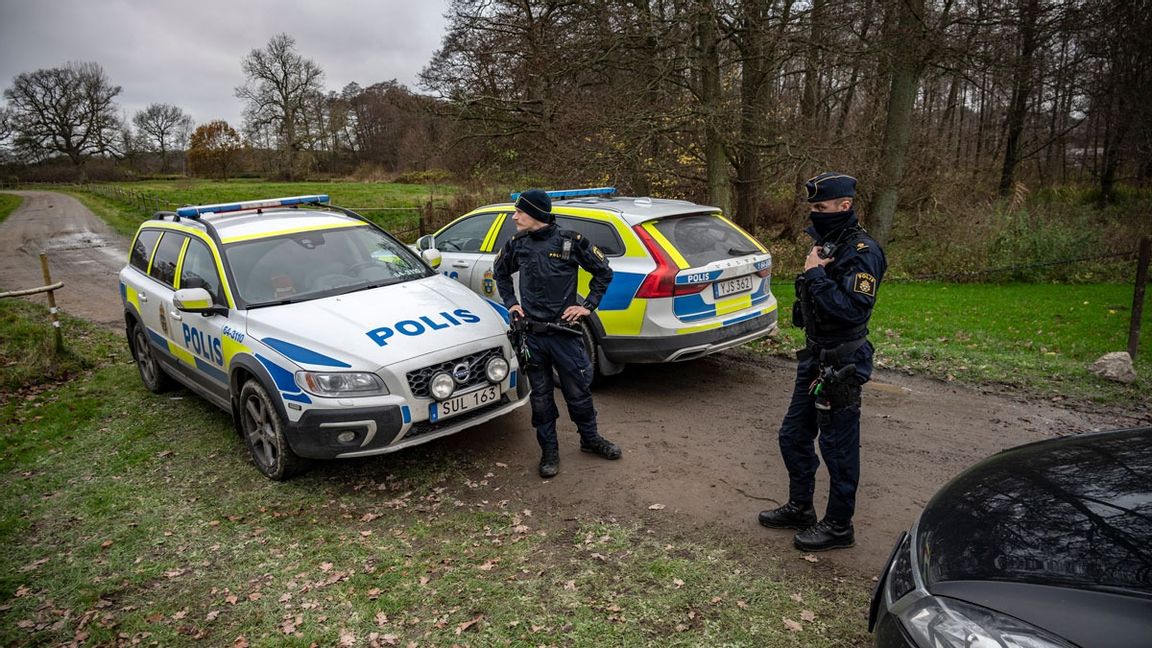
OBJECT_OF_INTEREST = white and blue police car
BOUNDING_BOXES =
[120,195,528,480]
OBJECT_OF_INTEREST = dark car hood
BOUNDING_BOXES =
[917,427,1152,595]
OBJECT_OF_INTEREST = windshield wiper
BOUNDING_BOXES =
[728,247,758,257]
[341,279,399,295]
[247,297,310,309]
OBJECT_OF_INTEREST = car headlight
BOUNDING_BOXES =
[899,595,1077,648]
[485,356,509,383]
[430,372,455,400]
[296,371,388,397]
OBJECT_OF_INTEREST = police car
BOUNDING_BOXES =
[418,188,778,378]
[120,195,528,480]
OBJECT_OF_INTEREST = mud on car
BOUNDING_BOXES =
[418,187,779,379]
[120,195,528,480]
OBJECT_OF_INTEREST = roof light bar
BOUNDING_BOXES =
[175,194,330,218]
[509,187,616,201]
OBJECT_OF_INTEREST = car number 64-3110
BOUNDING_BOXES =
[431,384,500,422]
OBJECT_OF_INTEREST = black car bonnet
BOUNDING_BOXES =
[916,427,1152,595]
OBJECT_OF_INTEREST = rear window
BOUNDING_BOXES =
[148,232,186,287]
[129,229,161,271]
[492,215,624,256]
[555,216,624,256]
[651,214,760,267]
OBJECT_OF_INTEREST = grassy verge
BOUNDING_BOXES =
[0,192,23,224]
[755,281,1149,407]
[65,180,465,239]
[1,302,869,647]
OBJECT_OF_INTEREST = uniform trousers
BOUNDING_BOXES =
[524,331,598,449]
[777,341,873,523]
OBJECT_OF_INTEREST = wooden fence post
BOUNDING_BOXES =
[39,253,64,352]
[1129,236,1150,360]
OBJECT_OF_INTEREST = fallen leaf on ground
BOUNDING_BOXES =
[801,554,819,563]
[455,615,483,634]
[783,618,803,632]
[801,609,816,622]
[648,503,666,510]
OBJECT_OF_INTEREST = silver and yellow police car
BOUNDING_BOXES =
[417,188,778,378]
[120,195,528,480]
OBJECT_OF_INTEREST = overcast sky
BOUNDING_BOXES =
[0,0,449,128]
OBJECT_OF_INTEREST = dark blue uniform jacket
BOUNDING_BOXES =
[799,221,887,345]
[493,224,613,323]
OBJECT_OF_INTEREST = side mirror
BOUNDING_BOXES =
[174,288,226,316]
[416,235,435,251]
[421,248,442,270]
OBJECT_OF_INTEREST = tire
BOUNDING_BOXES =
[131,320,176,393]
[237,379,308,480]
[580,322,606,387]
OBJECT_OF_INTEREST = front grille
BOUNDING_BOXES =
[403,395,511,440]
[406,347,504,398]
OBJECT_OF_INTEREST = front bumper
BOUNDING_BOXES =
[600,311,777,363]
[285,382,529,459]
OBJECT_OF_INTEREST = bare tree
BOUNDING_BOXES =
[133,103,193,173]
[187,120,243,180]
[235,33,325,180]
[2,61,122,173]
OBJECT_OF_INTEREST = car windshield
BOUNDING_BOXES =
[224,225,432,306]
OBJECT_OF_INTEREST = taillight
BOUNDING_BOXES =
[633,225,707,298]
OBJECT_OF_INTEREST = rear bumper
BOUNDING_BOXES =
[600,311,777,363]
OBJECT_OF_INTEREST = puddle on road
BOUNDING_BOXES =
[40,232,110,251]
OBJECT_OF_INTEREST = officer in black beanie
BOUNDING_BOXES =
[493,189,620,478]
[758,172,887,551]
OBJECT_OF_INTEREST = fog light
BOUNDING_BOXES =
[486,356,509,382]
[430,372,455,400]
[337,431,357,444]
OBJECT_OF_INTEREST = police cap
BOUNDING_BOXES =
[515,189,554,223]
[805,172,857,203]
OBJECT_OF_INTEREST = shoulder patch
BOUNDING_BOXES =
[592,245,605,261]
[853,272,877,297]
[855,242,869,251]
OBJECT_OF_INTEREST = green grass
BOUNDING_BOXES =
[756,281,1150,406]
[0,192,23,224]
[1,302,869,647]
[0,299,121,393]
[67,180,465,239]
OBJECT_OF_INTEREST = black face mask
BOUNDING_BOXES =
[809,208,857,241]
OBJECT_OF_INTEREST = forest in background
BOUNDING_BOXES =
[2,0,1149,257]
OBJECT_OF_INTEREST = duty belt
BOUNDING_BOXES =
[525,319,582,336]
[797,335,868,366]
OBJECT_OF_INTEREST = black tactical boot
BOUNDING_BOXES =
[580,435,622,460]
[538,447,560,478]
[793,519,855,552]
[758,501,818,529]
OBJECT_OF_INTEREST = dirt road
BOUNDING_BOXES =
[1,190,1145,578]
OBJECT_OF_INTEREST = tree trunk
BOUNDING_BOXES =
[998,0,1042,196]
[871,0,927,246]
[697,2,730,215]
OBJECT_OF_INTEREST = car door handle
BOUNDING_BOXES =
[169,310,183,321]
[451,261,470,268]
[137,292,148,303]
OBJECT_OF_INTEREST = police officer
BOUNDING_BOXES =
[758,172,887,552]
[493,189,621,478]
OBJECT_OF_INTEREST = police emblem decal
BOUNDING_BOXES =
[853,272,877,296]
[482,270,495,295]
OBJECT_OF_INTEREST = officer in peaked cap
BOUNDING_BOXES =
[494,189,620,479]
[758,172,888,551]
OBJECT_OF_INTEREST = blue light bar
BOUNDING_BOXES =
[175,194,330,218]
[509,187,616,201]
